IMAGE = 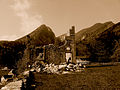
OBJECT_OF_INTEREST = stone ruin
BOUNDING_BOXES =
[24,26,91,74]
[0,26,89,89]
[35,26,76,65]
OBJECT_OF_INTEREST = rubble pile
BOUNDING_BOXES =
[0,60,89,89]
[41,62,85,74]
[25,61,86,74]
[1,80,22,90]
[43,63,59,74]
[31,61,42,72]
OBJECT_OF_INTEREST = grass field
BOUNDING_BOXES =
[27,63,120,90]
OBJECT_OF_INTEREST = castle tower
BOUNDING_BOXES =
[65,26,76,64]
[70,26,76,64]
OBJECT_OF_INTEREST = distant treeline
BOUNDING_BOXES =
[0,41,25,67]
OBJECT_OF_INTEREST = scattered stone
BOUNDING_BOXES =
[8,69,14,76]
[1,76,7,84]
[62,71,71,74]
[58,64,67,69]
[43,63,59,74]
[41,62,86,74]
[1,67,9,71]
[23,71,29,76]
[1,80,22,90]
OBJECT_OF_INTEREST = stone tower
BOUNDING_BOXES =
[65,26,76,64]
[70,26,76,64]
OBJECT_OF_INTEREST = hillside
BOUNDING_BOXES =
[76,21,114,42]
[76,21,114,59]
[0,24,55,68]
[76,22,120,62]
[16,24,55,46]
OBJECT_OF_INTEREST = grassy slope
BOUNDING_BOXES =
[27,63,120,89]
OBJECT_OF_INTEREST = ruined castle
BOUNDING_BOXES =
[35,26,76,64]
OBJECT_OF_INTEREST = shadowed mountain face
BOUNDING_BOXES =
[76,21,120,62]
[16,24,55,46]
[76,21,114,42]
[76,21,114,58]
[96,22,120,62]
[0,24,55,67]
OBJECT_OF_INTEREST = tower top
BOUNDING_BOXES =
[70,26,75,36]
[72,26,75,30]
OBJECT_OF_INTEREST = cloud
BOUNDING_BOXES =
[11,0,43,35]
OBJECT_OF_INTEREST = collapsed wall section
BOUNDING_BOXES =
[44,44,65,64]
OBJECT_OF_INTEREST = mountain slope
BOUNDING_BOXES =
[16,24,55,46]
[76,21,114,42]
[95,22,120,62]
[0,24,55,67]
[76,22,120,62]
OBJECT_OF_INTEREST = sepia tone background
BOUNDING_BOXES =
[0,0,120,40]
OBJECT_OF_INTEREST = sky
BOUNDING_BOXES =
[0,0,120,41]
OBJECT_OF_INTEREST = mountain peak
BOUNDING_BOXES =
[37,24,47,28]
[16,24,55,46]
[103,21,114,26]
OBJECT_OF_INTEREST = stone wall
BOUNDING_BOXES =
[44,44,65,64]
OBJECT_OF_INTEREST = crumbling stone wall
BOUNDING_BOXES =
[44,44,65,64]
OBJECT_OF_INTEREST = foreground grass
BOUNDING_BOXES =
[27,63,120,90]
